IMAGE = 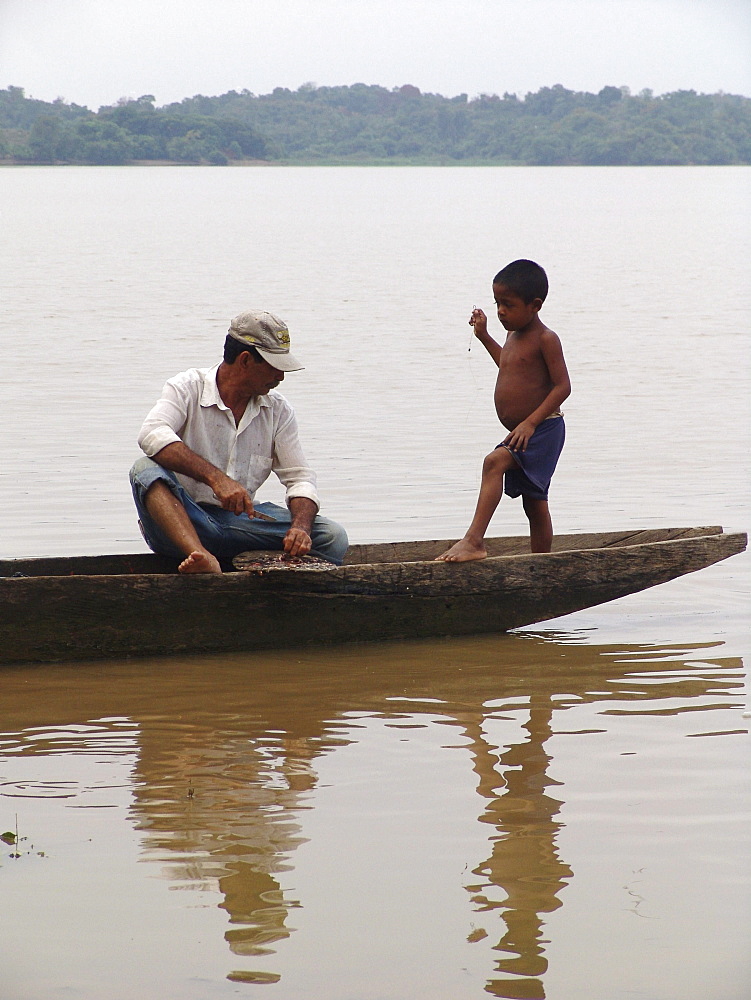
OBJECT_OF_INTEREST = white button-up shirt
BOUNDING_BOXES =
[138,364,320,509]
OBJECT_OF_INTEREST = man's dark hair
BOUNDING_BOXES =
[493,259,548,304]
[224,335,263,364]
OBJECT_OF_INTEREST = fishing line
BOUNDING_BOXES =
[468,304,478,352]
[464,303,484,425]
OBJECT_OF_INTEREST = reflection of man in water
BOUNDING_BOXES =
[217,737,317,958]
[133,725,319,961]
[463,697,572,999]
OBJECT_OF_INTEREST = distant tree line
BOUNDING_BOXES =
[1,82,749,166]
[0,87,267,165]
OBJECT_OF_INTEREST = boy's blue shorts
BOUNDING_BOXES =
[498,416,565,501]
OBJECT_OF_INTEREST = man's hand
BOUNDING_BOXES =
[210,472,256,516]
[284,496,317,557]
[283,526,313,557]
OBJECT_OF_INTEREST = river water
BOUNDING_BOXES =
[1,165,749,999]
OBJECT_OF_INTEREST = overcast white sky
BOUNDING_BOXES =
[1,0,749,109]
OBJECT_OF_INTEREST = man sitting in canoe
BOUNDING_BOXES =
[129,310,348,574]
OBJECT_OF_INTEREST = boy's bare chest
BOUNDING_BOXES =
[499,335,544,374]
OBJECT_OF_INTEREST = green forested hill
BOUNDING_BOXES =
[1,82,749,165]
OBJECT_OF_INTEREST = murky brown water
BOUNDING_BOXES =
[2,635,749,999]
[1,165,749,997]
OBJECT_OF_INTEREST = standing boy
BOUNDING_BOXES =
[437,259,571,562]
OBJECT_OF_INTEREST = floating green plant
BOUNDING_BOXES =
[1,816,45,859]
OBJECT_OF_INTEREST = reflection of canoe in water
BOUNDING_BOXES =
[0,526,745,664]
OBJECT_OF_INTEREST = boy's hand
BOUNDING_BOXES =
[469,307,488,338]
[503,420,536,452]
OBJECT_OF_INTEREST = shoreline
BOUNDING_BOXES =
[1,158,744,168]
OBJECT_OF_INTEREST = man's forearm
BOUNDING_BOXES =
[153,442,256,515]
[288,496,317,534]
[152,442,225,490]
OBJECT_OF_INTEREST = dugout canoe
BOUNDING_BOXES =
[0,526,746,665]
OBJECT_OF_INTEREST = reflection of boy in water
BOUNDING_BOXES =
[467,698,573,993]
[437,260,571,562]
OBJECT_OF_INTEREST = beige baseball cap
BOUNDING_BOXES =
[228,310,304,371]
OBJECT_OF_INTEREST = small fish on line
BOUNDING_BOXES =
[469,304,479,351]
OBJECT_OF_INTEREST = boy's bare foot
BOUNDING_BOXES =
[435,538,488,562]
[178,550,222,574]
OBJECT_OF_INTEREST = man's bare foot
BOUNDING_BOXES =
[178,550,222,574]
[435,538,488,562]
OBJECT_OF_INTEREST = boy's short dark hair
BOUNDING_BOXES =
[493,259,548,304]
[223,334,263,364]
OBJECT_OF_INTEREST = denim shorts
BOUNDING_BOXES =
[129,457,349,565]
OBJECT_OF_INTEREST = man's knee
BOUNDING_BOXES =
[130,457,181,512]
[130,456,173,489]
[130,455,156,487]
[312,516,349,565]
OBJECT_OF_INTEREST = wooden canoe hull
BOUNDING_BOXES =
[0,527,746,664]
